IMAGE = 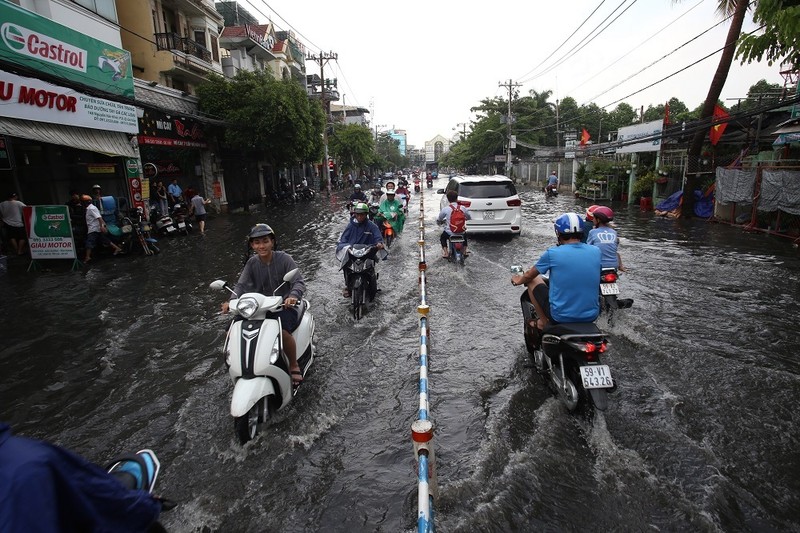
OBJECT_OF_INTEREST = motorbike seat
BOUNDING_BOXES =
[544,322,601,336]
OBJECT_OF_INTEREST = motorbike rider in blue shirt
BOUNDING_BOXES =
[511,212,601,329]
[0,422,164,533]
[586,206,624,271]
[336,202,385,297]
[546,171,559,194]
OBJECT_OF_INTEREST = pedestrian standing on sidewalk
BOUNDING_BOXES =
[0,192,27,256]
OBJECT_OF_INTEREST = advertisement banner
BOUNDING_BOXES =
[0,69,138,133]
[23,205,76,260]
[125,158,145,209]
[0,1,134,98]
[617,120,663,154]
[138,108,207,148]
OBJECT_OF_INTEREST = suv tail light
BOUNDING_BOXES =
[506,198,521,207]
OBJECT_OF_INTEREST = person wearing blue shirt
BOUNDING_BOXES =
[167,179,182,205]
[511,212,601,329]
[0,422,163,533]
[336,202,385,297]
[546,171,559,193]
[586,206,624,270]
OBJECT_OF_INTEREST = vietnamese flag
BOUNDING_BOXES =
[709,104,729,145]
[580,128,591,146]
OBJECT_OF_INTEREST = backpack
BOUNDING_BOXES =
[449,204,467,234]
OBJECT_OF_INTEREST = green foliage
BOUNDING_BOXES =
[196,71,324,168]
[738,1,800,67]
[328,124,374,175]
[631,170,656,199]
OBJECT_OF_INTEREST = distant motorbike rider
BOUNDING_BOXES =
[336,202,385,297]
[349,184,368,204]
[510,213,601,330]
[395,182,411,212]
[376,189,405,235]
[586,206,624,271]
[222,224,306,387]
[436,190,472,258]
[545,171,559,194]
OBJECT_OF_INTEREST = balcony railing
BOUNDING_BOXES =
[155,32,211,63]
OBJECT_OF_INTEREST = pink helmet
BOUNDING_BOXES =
[585,205,600,221]
[592,206,614,223]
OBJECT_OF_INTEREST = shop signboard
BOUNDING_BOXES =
[23,205,76,260]
[138,109,207,148]
[0,136,13,170]
[125,158,145,209]
[0,1,134,98]
[0,69,138,133]
[617,120,663,154]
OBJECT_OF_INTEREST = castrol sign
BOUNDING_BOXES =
[0,1,134,98]
[1,23,86,73]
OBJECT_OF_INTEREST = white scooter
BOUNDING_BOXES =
[210,268,315,444]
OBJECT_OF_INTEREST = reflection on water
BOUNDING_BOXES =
[1,184,798,531]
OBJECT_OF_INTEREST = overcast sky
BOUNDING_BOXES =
[239,0,784,147]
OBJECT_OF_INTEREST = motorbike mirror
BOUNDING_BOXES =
[283,268,299,283]
[210,280,226,290]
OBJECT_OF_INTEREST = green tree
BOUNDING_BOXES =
[196,70,324,172]
[328,124,374,177]
[738,0,800,67]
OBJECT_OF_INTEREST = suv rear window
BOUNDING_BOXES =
[458,182,517,198]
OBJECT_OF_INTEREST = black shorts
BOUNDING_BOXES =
[4,225,25,241]
[195,213,207,222]
[270,307,299,332]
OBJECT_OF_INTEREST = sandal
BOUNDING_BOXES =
[290,370,303,389]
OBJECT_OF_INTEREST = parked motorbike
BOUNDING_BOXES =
[295,183,315,201]
[210,269,315,444]
[337,244,388,320]
[447,234,467,266]
[515,269,614,413]
[171,203,192,235]
[152,207,177,237]
[125,208,159,255]
[599,267,634,314]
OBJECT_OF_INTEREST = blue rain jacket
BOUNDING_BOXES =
[0,423,161,533]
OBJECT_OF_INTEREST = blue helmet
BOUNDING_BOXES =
[553,213,583,238]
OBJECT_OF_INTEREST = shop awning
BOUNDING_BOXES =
[0,117,137,157]
[773,132,800,146]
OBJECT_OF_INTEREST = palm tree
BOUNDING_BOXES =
[677,0,749,217]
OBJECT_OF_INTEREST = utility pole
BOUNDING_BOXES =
[499,79,520,178]
[306,50,338,195]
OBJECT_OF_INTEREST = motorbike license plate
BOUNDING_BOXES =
[484,210,495,220]
[600,282,619,295]
[580,365,614,389]
[166,226,176,232]
[178,222,186,229]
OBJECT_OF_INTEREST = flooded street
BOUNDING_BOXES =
[2,180,799,532]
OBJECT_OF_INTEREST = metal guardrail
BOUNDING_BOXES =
[412,191,437,533]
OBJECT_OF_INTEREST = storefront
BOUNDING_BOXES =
[0,2,142,208]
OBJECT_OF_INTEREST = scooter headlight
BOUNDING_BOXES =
[236,297,259,318]
[269,337,280,364]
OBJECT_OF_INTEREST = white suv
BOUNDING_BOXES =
[438,175,522,235]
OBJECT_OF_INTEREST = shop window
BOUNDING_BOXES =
[70,0,117,23]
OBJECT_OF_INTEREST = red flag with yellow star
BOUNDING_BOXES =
[709,105,729,145]
[580,128,590,146]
